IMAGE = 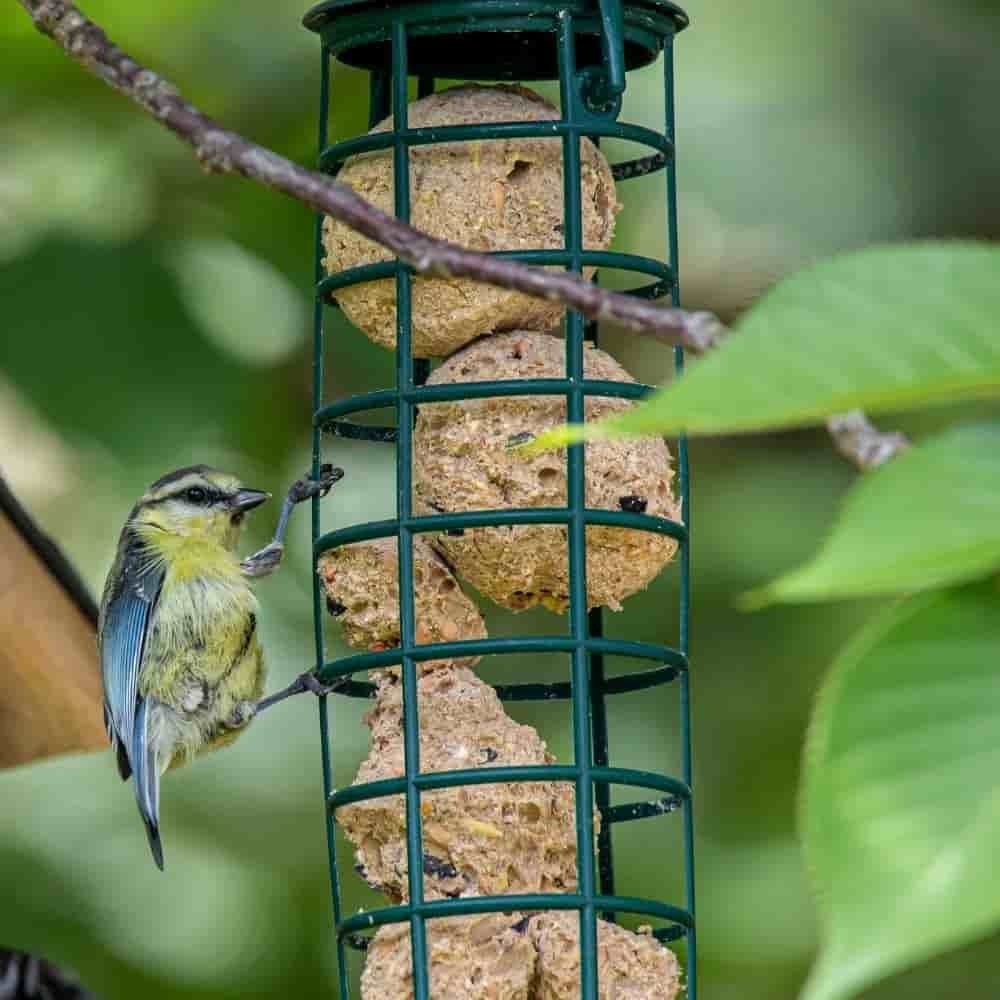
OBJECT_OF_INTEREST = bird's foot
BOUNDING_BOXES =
[254,671,343,714]
[287,464,344,505]
[296,671,340,696]
[240,541,284,578]
[225,700,257,730]
[240,466,343,580]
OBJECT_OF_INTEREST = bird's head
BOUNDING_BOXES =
[131,466,269,551]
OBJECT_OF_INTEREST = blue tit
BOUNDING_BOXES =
[99,463,342,870]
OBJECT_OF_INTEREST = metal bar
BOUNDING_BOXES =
[557,13,599,1000]
[655,925,687,944]
[327,149,634,183]
[316,506,685,547]
[601,662,682,695]
[317,377,662,443]
[595,0,626,99]
[304,0,689,37]
[313,43,351,1000]
[315,508,686,554]
[389,21,431,1000]
[337,892,693,938]
[590,602,615,919]
[330,764,691,811]
[612,150,668,180]
[582,128,615,917]
[323,421,399,443]
[521,659,675,698]
[313,378,653,426]
[369,68,391,128]
[316,635,687,685]
[319,118,671,169]
[665,33,697,1000]
[324,274,669,305]
[400,372,655,402]
[604,795,684,824]
[328,668,682,703]
[315,248,673,299]
[475,247,672,274]
[583,101,614,906]
[411,57,432,406]
[333,765,581,808]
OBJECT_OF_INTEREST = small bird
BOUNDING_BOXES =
[99,464,342,869]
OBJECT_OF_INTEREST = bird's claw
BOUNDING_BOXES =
[240,541,284,577]
[316,463,345,497]
[287,464,344,505]
[225,700,257,729]
[254,670,342,714]
[297,671,339,697]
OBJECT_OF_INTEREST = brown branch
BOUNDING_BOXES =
[16,0,724,354]
[826,410,910,469]
[16,0,911,470]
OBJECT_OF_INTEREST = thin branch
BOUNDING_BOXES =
[826,410,910,469]
[16,0,723,353]
[17,0,910,471]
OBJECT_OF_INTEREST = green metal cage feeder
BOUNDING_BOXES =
[302,0,694,996]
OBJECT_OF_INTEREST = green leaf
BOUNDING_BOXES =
[801,581,1000,1000]
[745,422,1000,605]
[528,242,1000,450]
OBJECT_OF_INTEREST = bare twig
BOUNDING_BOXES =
[16,0,910,470]
[826,410,910,469]
[16,0,722,353]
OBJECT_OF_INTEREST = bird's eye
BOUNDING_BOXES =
[185,487,208,504]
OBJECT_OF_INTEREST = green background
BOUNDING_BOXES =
[2,1,999,997]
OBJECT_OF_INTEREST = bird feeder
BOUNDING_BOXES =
[302,0,694,996]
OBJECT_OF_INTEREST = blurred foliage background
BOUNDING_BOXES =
[2,1,1000,997]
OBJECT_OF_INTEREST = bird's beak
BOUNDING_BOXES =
[231,489,270,512]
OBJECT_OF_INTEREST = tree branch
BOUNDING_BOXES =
[16,0,724,353]
[16,0,911,471]
[825,410,910,469]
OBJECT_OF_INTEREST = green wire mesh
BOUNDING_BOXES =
[303,2,694,996]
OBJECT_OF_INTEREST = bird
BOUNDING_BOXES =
[98,463,342,870]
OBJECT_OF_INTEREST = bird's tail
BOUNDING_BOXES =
[132,700,164,871]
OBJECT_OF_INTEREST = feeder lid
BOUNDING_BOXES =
[303,0,687,81]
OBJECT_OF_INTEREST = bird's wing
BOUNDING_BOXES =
[98,530,164,781]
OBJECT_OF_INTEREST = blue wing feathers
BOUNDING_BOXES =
[98,530,165,868]
[101,593,152,757]
[132,700,164,870]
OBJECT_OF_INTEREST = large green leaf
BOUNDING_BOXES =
[801,581,1000,1000]
[746,422,1000,605]
[529,242,1000,448]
